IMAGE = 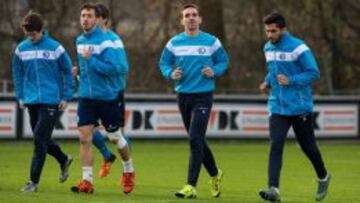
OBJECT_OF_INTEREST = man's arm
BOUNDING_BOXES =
[159,42,176,80]
[57,46,76,101]
[85,41,126,77]
[113,39,129,75]
[288,45,320,86]
[210,39,229,77]
[12,48,24,103]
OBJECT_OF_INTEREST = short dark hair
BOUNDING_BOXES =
[80,3,100,17]
[22,11,43,32]
[182,3,199,11]
[181,3,200,17]
[96,3,110,19]
[263,12,286,28]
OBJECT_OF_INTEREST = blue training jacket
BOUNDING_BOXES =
[76,26,128,100]
[12,32,75,105]
[159,31,229,93]
[264,32,320,116]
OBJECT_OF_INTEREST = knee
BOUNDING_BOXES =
[301,144,318,155]
[34,136,46,146]
[78,126,94,146]
[189,137,204,153]
[79,133,92,146]
[80,135,92,145]
[189,136,200,146]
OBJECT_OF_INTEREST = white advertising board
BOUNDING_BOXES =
[22,102,359,138]
[0,102,17,138]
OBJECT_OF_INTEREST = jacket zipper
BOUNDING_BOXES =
[298,89,305,108]
[274,49,284,114]
[85,50,92,97]
[35,46,41,102]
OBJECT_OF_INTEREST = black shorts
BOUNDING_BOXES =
[78,91,125,132]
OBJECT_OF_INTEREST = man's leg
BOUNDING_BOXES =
[99,96,134,193]
[114,128,135,194]
[71,99,96,194]
[174,94,197,198]
[267,114,291,188]
[196,92,218,178]
[22,105,39,192]
[203,141,223,198]
[47,140,72,183]
[46,111,71,182]
[79,125,94,181]
[47,141,67,167]
[202,142,218,177]
[188,93,222,198]
[293,114,327,179]
[292,113,329,201]
[92,129,113,161]
[70,125,95,194]
[24,105,59,191]
[92,129,116,178]
[259,113,291,202]
[186,95,212,187]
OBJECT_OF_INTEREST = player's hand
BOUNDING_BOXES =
[72,66,78,76]
[277,74,289,85]
[202,66,214,78]
[19,100,26,109]
[58,100,68,110]
[259,82,269,94]
[82,47,91,60]
[171,67,182,80]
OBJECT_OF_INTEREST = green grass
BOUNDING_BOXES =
[0,140,359,203]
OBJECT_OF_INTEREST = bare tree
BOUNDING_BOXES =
[0,0,359,94]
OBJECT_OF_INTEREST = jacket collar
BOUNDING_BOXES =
[83,26,102,38]
[270,31,291,48]
[30,30,49,45]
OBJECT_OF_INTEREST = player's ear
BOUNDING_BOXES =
[199,16,202,25]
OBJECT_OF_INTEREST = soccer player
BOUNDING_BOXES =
[71,4,119,179]
[95,2,134,187]
[73,62,117,178]
[258,12,330,202]
[71,3,134,194]
[12,11,75,192]
[159,4,229,199]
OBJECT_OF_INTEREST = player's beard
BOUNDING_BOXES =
[81,19,97,33]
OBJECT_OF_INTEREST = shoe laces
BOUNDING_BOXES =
[25,181,36,188]
[78,180,91,189]
[122,173,134,186]
[209,177,219,188]
[101,161,111,169]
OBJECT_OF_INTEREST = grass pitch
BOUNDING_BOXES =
[0,140,359,203]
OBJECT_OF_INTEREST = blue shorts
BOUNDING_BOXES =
[78,91,125,132]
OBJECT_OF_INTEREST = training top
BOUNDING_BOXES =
[76,26,127,100]
[264,31,320,116]
[159,31,229,93]
[12,31,75,105]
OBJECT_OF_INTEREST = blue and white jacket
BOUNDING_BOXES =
[76,26,128,100]
[159,31,229,93]
[264,32,320,115]
[12,32,75,105]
